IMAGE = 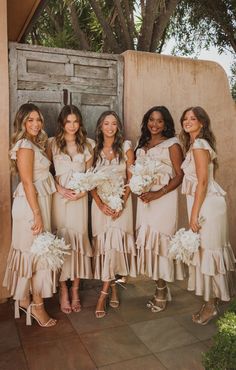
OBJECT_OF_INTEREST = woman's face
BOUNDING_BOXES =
[101,114,118,138]
[182,110,202,135]
[147,111,165,136]
[64,114,80,135]
[25,111,43,138]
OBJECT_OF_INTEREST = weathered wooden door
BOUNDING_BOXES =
[9,43,123,138]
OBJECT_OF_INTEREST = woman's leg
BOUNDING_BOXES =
[59,280,72,314]
[192,298,219,325]
[147,278,171,312]
[71,277,81,312]
[110,281,119,308]
[29,294,57,327]
[95,281,110,318]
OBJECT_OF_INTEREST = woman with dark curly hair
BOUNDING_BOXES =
[180,106,236,325]
[91,111,136,318]
[47,105,94,314]
[135,106,184,313]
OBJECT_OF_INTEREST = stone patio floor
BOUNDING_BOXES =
[0,277,226,370]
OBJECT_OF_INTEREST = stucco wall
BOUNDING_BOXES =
[123,50,236,251]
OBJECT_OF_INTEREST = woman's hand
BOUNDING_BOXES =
[56,183,84,200]
[31,213,43,235]
[190,214,201,233]
[98,202,115,216]
[139,191,158,203]
[111,209,123,220]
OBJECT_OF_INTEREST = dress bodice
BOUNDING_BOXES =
[94,140,132,179]
[181,138,225,196]
[10,138,56,197]
[135,137,179,185]
[49,137,95,188]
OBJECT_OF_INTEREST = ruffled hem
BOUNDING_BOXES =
[3,247,57,300]
[182,178,226,196]
[56,227,93,281]
[14,174,56,197]
[187,244,236,301]
[136,225,185,281]
[92,228,137,281]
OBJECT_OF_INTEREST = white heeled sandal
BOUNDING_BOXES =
[147,285,172,313]
[26,302,57,327]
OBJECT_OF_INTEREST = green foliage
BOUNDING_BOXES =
[230,62,236,100]
[202,310,236,370]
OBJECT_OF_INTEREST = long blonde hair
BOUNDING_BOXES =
[55,105,91,154]
[179,106,218,169]
[11,103,47,172]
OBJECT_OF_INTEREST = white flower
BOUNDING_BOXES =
[168,228,201,265]
[129,156,165,195]
[96,168,125,211]
[31,231,71,270]
[68,170,108,193]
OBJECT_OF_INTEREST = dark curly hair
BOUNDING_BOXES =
[135,106,176,154]
[93,111,124,165]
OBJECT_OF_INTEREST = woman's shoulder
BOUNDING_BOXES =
[86,137,96,149]
[10,138,35,159]
[192,138,217,160]
[162,136,180,148]
[123,139,133,152]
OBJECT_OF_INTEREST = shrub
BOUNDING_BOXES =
[202,310,236,370]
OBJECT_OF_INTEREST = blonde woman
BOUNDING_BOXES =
[47,105,94,314]
[180,106,236,324]
[91,111,136,318]
[3,103,57,327]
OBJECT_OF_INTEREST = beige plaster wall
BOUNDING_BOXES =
[123,50,236,251]
[0,0,11,300]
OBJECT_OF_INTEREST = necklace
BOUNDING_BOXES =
[104,146,113,154]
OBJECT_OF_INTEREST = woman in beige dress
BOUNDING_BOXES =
[47,105,94,314]
[180,106,236,324]
[3,103,57,327]
[91,111,136,318]
[135,106,184,312]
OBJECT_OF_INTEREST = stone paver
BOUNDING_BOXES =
[0,278,218,369]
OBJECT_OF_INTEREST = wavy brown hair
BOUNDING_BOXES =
[180,106,218,168]
[11,103,47,172]
[93,111,124,165]
[55,105,90,154]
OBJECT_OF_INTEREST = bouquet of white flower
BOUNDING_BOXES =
[97,173,125,212]
[129,156,165,195]
[30,232,71,270]
[168,218,205,265]
[68,170,107,193]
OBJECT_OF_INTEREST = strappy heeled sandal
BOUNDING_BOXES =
[147,285,171,312]
[192,303,219,325]
[70,287,81,313]
[95,291,109,319]
[14,300,28,318]
[26,302,57,327]
[59,286,72,314]
[109,283,119,308]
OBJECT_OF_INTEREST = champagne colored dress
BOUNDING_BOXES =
[181,138,236,301]
[50,138,94,281]
[92,140,137,281]
[3,139,57,300]
[136,137,184,282]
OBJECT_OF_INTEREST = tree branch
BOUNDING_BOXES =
[137,0,161,51]
[114,0,134,50]
[68,2,90,50]
[150,0,180,52]
[88,0,122,53]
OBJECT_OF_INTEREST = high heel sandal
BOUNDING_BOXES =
[70,287,81,313]
[26,302,57,327]
[109,283,119,308]
[192,303,219,325]
[147,285,172,313]
[14,300,28,318]
[95,291,108,319]
[59,286,72,314]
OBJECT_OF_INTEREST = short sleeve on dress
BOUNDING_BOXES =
[84,138,95,162]
[10,139,34,160]
[161,137,180,148]
[192,139,217,160]
[123,140,132,153]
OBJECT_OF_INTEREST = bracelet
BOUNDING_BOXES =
[32,208,40,215]
[162,186,168,194]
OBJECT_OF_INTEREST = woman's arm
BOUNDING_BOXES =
[123,148,134,205]
[91,188,115,216]
[17,148,43,235]
[190,148,209,232]
[140,143,184,203]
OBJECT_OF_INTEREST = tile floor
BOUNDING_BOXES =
[0,277,223,370]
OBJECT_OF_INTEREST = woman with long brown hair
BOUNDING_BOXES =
[3,103,57,327]
[47,105,94,314]
[180,106,236,324]
[91,111,136,318]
